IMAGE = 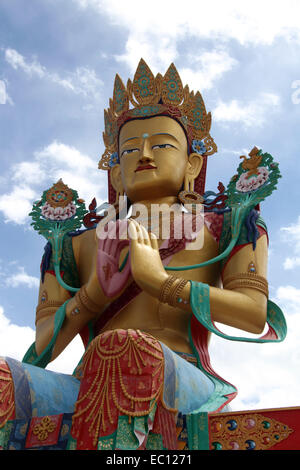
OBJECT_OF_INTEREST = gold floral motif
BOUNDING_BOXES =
[32,416,56,441]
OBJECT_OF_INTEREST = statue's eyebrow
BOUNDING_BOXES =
[120,136,139,146]
[120,132,179,147]
[152,132,179,143]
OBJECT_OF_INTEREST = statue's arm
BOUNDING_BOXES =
[128,220,268,335]
[35,234,109,361]
[209,234,268,333]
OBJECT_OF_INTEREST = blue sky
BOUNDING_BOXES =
[1,0,300,412]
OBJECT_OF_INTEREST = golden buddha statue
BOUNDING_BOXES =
[0,60,285,451]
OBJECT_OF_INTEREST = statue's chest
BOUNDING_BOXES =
[160,226,221,284]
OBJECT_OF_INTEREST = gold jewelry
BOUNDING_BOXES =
[35,307,58,324]
[173,278,189,306]
[98,59,217,171]
[248,262,257,273]
[36,300,62,317]
[178,190,204,206]
[74,285,100,316]
[166,278,181,306]
[40,290,48,303]
[223,273,269,298]
[158,275,177,303]
[72,330,165,446]
[168,278,189,307]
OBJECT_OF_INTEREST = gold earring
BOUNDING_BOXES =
[178,189,204,208]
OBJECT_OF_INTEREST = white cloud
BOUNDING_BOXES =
[75,0,300,75]
[0,80,7,104]
[0,141,106,225]
[115,33,178,75]
[0,79,13,105]
[5,266,39,289]
[179,49,238,91]
[5,48,46,77]
[47,334,85,375]
[281,216,300,251]
[0,305,83,374]
[12,161,47,186]
[284,257,300,270]
[0,306,35,361]
[76,0,300,45]
[0,184,38,225]
[281,216,300,269]
[213,92,280,127]
[209,284,300,411]
[5,48,103,101]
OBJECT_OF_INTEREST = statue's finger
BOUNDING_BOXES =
[128,220,138,240]
[139,224,151,245]
[149,232,159,251]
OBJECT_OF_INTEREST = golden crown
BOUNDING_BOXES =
[98,59,217,171]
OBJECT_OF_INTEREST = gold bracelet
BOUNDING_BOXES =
[167,278,181,306]
[73,285,100,316]
[168,278,189,307]
[158,275,177,303]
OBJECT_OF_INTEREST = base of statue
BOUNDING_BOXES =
[1,406,299,451]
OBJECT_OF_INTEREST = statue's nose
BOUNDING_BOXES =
[139,139,153,162]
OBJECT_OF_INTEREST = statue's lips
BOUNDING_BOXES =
[135,164,157,172]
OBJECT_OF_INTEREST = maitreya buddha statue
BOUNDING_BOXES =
[0,59,286,450]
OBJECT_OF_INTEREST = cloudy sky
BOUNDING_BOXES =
[1,0,300,412]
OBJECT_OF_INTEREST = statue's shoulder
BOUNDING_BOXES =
[69,226,96,265]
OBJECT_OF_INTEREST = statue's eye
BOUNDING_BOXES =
[152,144,174,150]
[121,148,139,157]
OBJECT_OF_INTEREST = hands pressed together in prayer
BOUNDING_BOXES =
[95,219,168,300]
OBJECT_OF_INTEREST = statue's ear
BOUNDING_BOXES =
[110,164,124,196]
[184,153,203,191]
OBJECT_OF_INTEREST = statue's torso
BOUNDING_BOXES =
[73,225,221,354]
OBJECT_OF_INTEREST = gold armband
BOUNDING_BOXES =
[72,285,100,316]
[223,273,269,298]
[159,276,189,306]
[35,301,63,324]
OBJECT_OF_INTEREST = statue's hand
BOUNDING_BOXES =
[96,219,131,297]
[128,220,168,296]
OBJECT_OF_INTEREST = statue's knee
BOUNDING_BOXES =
[75,329,165,419]
[0,358,16,427]
[82,328,164,377]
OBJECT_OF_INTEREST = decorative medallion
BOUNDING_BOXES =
[209,412,293,450]
[33,416,56,442]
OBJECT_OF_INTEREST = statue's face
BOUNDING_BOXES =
[118,116,189,202]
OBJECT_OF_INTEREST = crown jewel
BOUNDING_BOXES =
[99,59,217,170]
